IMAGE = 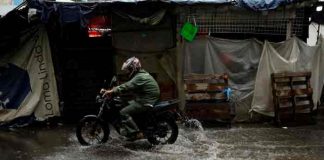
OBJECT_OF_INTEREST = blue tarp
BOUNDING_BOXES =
[28,0,97,27]
[27,0,299,27]
[236,0,295,11]
[164,0,231,4]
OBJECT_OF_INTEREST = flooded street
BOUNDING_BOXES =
[1,114,324,160]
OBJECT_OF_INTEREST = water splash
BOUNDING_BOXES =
[183,118,204,131]
[35,125,223,160]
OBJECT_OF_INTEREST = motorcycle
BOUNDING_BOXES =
[76,76,179,145]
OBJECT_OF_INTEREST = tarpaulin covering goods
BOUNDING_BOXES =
[184,36,324,120]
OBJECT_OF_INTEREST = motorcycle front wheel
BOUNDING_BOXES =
[147,118,178,145]
[76,116,110,145]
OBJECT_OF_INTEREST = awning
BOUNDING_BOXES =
[236,0,301,11]
[0,0,24,17]
[24,0,313,28]
[42,0,231,4]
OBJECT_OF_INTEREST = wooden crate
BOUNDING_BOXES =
[184,73,233,122]
[185,102,232,121]
[271,72,314,125]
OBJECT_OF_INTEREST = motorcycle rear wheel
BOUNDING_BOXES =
[76,116,110,145]
[147,118,178,145]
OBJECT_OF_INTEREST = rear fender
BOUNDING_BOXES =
[155,111,177,121]
[145,111,175,134]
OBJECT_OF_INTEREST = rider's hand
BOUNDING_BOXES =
[100,88,107,94]
[102,89,113,98]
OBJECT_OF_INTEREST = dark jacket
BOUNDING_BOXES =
[113,69,160,105]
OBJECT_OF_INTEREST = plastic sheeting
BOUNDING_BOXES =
[163,0,231,4]
[112,10,175,52]
[28,0,97,27]
[183,36,263,121]
[27,0,301,28]
[0,25,60,124]
[183,36,324,121]
[183,37,262,90]
[236,0,295,11]
[27,0,229,27]
[29,0,231,4]
[252,37,324,117]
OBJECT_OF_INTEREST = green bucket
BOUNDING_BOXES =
[180,22,198,42]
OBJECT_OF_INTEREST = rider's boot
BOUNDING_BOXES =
[119,124,128,136]
[122,117,144,141]
[126,132,144,141]
[120,117,138,135]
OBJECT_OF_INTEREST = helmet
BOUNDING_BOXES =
[121,57,141,76]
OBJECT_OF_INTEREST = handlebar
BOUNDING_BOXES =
[96,93,122,104]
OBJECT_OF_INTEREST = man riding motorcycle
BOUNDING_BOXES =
[100,57,160,141]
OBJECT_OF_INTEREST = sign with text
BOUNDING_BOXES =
[0,26,60,122]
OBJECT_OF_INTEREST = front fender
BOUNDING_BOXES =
[83,115,99,119]
[80,115,108,126]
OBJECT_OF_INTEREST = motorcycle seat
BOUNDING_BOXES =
[152,99,179,112]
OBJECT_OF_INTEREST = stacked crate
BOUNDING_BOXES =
[271,72,314,125]
[184,73,233,122]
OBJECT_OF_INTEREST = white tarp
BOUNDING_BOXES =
[0,26,60,123]
[183,36,263,121]
[183,36,263,89]
[252,36,324,116]
[183,36,324,121]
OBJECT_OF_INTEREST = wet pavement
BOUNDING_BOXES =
[1,110,324,160]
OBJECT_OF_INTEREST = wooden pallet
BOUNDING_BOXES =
[271,72,314,125]
[184,73,233,122]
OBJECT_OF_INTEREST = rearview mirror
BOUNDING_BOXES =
[110,76,118,88]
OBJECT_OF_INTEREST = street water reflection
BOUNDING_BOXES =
[1,116,324,160]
